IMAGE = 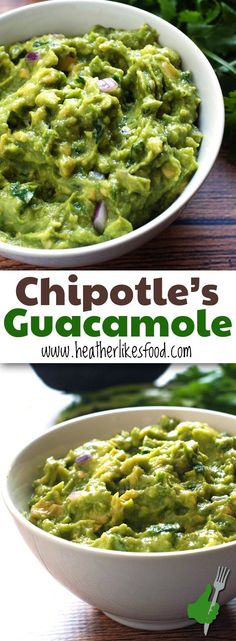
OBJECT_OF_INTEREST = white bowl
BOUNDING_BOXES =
[3,406,236,631]
[0,0,224,267]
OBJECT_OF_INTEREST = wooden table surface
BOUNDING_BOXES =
[1,0,236,270]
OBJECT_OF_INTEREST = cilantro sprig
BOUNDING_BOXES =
[114,0,236,162]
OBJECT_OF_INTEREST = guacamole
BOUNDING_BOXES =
[28,416,236,552]
[0,25,201,249]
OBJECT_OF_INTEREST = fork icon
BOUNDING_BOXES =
[204,565,230,636]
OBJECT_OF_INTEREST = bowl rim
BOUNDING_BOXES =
[0,0,225,261]
[3,404,236,559]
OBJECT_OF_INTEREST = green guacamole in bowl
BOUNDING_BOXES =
[0,24,201,249]
[27,415,236,552]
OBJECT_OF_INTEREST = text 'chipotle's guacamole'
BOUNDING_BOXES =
[0,25,201,249]
[28,416,236,552]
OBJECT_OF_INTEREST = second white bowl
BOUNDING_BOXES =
[3,406,236,630]
[0,0,224,266]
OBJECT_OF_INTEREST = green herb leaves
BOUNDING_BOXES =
[114,0,236,162]
[11,182,35,204]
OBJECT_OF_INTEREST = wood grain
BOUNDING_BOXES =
[0,1,236,270]
[35,597,236,641]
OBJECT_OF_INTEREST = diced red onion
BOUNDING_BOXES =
[97,77,118,93]
[75,452,92,464]
[68,490,81,500]
[89,170,104,180]
[93,201,107,234]
[25,51,40,61]
[121,126,131,135]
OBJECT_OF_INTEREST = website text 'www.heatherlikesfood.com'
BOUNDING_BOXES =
[41,340,192,361]
[0,271,236,362]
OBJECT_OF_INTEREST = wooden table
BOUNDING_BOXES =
[1,0,236,270]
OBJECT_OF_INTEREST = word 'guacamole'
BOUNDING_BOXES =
[28,416,236,552]
[0,25,201,249]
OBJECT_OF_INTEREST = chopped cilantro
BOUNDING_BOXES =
[11,182,35,204]
[113,0,236,163]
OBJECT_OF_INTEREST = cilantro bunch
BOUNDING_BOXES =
[115,1,236,161]
[57,364,236,422]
